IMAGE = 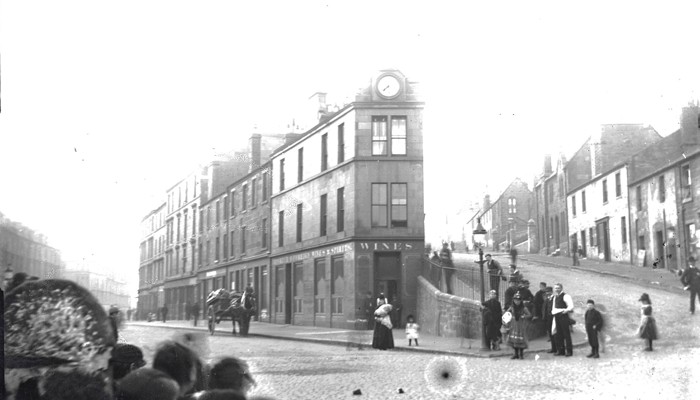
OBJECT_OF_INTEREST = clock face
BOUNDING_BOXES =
[376,75,401,99]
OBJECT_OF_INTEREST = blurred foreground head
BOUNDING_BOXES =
[4,279,116,399]
[208,357,256,393]
[116,368,180,400]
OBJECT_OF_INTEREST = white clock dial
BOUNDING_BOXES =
[377,75,401,98]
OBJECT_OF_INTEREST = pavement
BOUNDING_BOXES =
[127,317,588,359]
[517,252,687,294]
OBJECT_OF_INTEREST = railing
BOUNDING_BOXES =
[422,256,509,306]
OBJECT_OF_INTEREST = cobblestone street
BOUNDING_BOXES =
[122,321,700,399]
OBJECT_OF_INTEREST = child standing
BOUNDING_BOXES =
[637,293,658,351]
[405,315,419,346]
[584,299,603,358]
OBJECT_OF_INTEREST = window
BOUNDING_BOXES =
[391,117,407,155]
[321,133,328,171]
[372,116,388,155]
[241,227,246,254]
[572,195,577,217]
[278,211,284,247]
[192,207,197,237]
[182,247,187,272]
[589,228,595,249]
[242,184,248,210]
[682,164,692,201]
[337,123,345,163]
[508,197,516,214]
[659,175,666,203]
[223,196,229,220]
[559,176,564,198]
[320,194,327,236]
[207,207,211,229]
[251,178,257,207]
[223,233,229,259]
[337,187,345,232]
[314,258,326,314]
[230,191,236,216]
[215,237,220,262]
[216,201,221,224]
[636,185,642,210]
[262,171,268,200]
[198,243,203,266]
[371,183,388,227]
[621,216,627,244]
[298,148,304,183]
[175,248,179,274]
[331,256,344,314]
[293,262,303,313]
[615,172,622,197]
[230,230,235,258]
[296,204,303,243]
[262,218,268,249]
[582,190,587,212]
[391,183,408,227]
[206,240,211,265]
[176,215,181,242]
[183,210,188,239]
[280,159,286,191]
[602,179,608,203]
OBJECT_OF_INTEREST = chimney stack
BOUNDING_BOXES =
[681,102,700,149]
[249,134,262,173]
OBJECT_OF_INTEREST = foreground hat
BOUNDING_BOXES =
[4,279,115,369]
[638,293,651,302]
[116,368,180,400]
[587,299,595,305]
[111,343,146,367]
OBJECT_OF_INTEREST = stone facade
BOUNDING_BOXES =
[480,178,533,251]
[416,276,482,339]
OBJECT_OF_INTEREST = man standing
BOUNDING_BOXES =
[508,264,523,284]
[485,254,503,295]
[543,287,557,353]
[439,242,454,294]
[504,278,519,310]
[533,282,547,320]
[552,283,574,356]
[161,305,168,323]
[482,290,503,350]
[192,301,200,327]
[681,256,700,314]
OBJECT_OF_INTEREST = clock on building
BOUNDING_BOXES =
[376,73,402,99]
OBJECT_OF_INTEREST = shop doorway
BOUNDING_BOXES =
[284,264,292,324]
[374,252,402,326]
[596,219,611,262]
[655,230,665,269]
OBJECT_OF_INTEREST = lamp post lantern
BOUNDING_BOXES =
[473,218,489,350]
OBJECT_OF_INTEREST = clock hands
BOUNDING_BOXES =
[383,84,391,92]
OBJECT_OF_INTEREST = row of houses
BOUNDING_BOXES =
[138,70,426,328]
[465,103,700,272]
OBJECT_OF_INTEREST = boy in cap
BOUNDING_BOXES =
[110,343,147,380]
[585,299,604,358]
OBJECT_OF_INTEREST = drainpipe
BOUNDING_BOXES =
[663,209,668,270]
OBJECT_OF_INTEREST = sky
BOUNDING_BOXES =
[1,1,698,299]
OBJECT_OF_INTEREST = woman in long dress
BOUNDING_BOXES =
[504,292,531,359]
[372,304,395,350]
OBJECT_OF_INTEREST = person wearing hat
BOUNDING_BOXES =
[637,293,658,351]
[116,368,180,400]
[543,287,558,353]
[504,292,532,359]
[482,289,503,350]
[508,264,523,284]
[584,300,603,358]
[109,305,120,342]
[110,343,147,380]
[681,256,700,314]
[485,254,504,295]
[503,277,519,310]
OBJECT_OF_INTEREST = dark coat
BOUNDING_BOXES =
[544,295,554,324]
[533,290,546,318]
[584,308,603,331]
[681,266,700,289]
[482,298,503,340]
[486,259,503,276]
[504,286,519,309]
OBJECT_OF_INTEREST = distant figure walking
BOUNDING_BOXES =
[681,256,700,314]
[192,301,200,327]
[510,247,518,265]
[440,242,454,294]
[161,305,168,323]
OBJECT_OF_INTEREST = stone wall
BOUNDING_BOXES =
[416,276,482,339]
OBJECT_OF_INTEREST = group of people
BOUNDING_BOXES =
[3,274,274,400]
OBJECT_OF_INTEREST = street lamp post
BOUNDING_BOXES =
[473,218,489,351]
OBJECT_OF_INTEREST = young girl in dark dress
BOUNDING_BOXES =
[637,293,658,351]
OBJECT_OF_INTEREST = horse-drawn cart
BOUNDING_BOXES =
[206,288,256,336]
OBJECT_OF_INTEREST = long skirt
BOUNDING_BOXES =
[372,323,395,350]
[638,317,658,340]
[506,318,529,349]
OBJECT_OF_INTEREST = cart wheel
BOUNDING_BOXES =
[208,306,215,335]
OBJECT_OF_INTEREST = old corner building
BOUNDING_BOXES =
[137,70,425,329]
[269,70,424,329]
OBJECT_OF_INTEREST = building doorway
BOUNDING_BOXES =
[580,230,587,258]
[655,230,665,269]
[596,219,611,262]
[284,264,292,324]
[374,252,401,326]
